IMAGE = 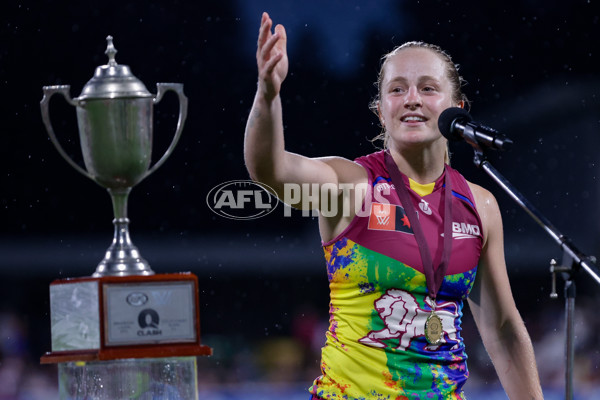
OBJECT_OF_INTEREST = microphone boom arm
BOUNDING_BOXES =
[470,147,600,400]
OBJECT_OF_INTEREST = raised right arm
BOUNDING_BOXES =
[244,13,364,200]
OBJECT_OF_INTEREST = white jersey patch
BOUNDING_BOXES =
[359,289,460,351]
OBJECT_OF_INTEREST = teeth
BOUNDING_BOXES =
[403,116,425,122]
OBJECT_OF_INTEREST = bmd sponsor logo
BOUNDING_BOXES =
[206,180,278,220]
[451,222,480,239]
[441,222,481,239]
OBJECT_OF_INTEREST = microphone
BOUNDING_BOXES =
[438,107,513,151]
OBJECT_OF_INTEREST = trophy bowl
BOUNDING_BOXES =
[77,97,153,189]
[40,36,188,277]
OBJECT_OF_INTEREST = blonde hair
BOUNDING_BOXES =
[369,41,470,164]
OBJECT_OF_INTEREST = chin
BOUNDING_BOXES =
[397,131,437,144]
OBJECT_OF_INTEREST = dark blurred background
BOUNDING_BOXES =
[1,0,600,398]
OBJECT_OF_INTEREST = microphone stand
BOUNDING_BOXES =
[462,125,600,400]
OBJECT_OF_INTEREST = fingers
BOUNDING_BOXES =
[256,11,288,94]
[257,13,287,68]
[274,23,287,46]
[264,52,284,75]
[260,30,280,62]
[257,12,272,51]
[257,13,287,52]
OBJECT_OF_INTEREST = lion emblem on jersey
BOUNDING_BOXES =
[358,289,460,351]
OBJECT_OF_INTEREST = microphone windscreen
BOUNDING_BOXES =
[438,107,472,141]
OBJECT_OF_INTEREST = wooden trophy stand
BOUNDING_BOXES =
[41,272,212,363]
[41,272,212,399]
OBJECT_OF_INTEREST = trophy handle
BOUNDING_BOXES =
[146,83,188,177]
[40,85,93,180]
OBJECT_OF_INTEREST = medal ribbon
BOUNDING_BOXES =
[384,151,453,302]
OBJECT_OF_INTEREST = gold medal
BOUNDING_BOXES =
[425,311,443,345]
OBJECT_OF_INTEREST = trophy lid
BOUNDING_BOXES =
[79,36,152,100]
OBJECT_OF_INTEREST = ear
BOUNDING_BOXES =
[377,102,385,127]
[458,100,465,109]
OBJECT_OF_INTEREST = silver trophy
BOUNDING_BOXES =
[41,36,187,277]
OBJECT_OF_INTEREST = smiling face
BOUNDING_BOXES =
[378,47,459,155]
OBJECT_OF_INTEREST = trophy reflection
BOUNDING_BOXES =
[40,36,211,399]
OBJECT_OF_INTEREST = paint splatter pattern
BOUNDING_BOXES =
[309,238,477,399]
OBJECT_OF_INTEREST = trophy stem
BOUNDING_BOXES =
[92,188,154,277]
[110,187,130,220]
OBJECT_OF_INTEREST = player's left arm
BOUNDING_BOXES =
[467,182,543,399]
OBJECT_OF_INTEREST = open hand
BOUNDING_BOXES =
[256,12,289,101]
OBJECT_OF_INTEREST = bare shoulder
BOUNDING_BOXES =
[466,181,497,211]
[466,181,502,245]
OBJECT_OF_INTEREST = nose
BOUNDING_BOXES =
[404,86,422,109]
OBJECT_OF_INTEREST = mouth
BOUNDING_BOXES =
[400,114,428,123]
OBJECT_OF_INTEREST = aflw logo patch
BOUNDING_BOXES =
[367,203,413,234]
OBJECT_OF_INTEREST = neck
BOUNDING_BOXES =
[387,144,446,184]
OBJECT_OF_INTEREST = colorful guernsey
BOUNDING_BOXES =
[310,150,483,400]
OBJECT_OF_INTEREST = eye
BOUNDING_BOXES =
[390,86,405,93]
[422,86,436,92]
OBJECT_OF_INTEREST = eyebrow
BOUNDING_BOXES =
[385,75,442,86]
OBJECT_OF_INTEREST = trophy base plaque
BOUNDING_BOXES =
[41,272,212,363]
